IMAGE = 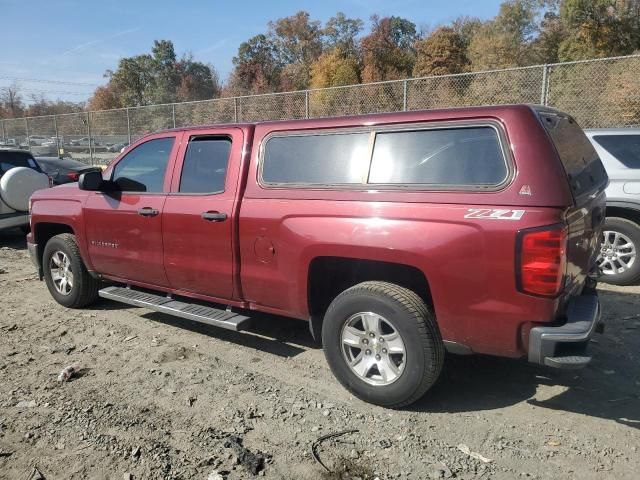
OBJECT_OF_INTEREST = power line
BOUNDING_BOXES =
[0,75,99,87]
[1,89,92,96]
[0,85,93,96]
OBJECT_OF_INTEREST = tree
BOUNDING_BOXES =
[227,34,281,94]
[558,0,640,61]
[108,55,155,106]
[269,11,323,67]
[310,50,360,88]
[531,9,567,63]
[468,0,539,69]
[323,12,364,58]
[361,15,418,82]
[148,39,180,104]
[451,16,483,49]
[89,40,220,108]
[176,57,221,102]
[413,27,468,77]
[267,11,323,90]
[88,84,123,110]
[25,95,84,117]
[0,84,24,118]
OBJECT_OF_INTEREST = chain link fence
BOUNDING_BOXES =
[2,54,639,166]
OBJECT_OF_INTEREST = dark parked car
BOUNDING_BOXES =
[35,157,102,185]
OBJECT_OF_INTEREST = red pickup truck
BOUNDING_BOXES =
[27,105,607,407]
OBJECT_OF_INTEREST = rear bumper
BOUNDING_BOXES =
[528,292,602,369]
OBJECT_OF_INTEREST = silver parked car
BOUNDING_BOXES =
[586,128,640,285]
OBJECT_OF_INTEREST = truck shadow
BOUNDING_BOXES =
[90,285,639,430]
[413,287,640,430]
[139,309,315,359]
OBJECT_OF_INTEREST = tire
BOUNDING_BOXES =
[0,167,49,211]
[597,217,640,286]
[321,281,444,408]
[43,233,100,308]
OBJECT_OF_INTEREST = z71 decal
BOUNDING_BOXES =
[464,209,526,220]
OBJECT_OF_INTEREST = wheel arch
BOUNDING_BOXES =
[306,256,433,342]
[606,203,640,225]
[33,223,77,278]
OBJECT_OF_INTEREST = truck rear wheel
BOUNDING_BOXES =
[43,233,100,308]
[322,281,444,408]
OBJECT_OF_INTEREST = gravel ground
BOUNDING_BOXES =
[0,229,638,480]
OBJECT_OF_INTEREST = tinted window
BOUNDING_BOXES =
[112,137,174,192]
[593,134,640,169]
[262,133,370,184]
[369,127,507,186]
[539,113,607,197]
[0,151,40,175]
[179,138,231,193]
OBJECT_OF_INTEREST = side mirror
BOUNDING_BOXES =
[78,170,104,191]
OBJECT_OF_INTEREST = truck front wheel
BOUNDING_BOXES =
[322,281,444,408]
[43,233,100,308]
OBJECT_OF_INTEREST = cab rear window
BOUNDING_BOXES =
[538,112,608,198]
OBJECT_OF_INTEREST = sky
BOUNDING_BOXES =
[0,0,504,104]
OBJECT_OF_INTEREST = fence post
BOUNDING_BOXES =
[126,107,131,144]
[172,103,176,128]
[24,117,31,151]
[234,98,239,123]
[403,80,408,111]
[53,115,60,157]
[540,64,549,106]
[86,113,94,166]
[305,91,310,119]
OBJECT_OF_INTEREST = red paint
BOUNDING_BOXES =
[29,105,605,358]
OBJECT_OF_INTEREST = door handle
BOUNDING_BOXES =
[201,211,227,222]
[137,207,159,217]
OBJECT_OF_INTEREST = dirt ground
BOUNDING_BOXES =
[0,229,638,480]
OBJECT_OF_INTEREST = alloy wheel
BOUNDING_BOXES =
[49,250,74,295]
[340,312,406,386]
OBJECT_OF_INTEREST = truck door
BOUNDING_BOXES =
[162,128,244,300]
[84,134,179,286]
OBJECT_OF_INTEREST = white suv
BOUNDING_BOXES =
[0,149,50,233]
[586,128,640,285]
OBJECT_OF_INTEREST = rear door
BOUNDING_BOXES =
[538,111,608,294]
[84,134,179,286]
[162,127,244,300]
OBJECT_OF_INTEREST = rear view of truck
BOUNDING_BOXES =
[524,108,608,368]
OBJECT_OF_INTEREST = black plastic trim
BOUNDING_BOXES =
[528,292,601,368]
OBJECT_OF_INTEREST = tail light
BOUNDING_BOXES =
[67,172,80,182]
[516,225,567,297]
